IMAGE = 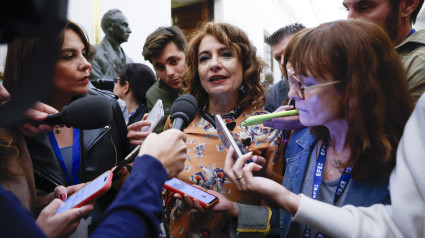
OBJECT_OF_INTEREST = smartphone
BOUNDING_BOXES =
[141,99,164,132]
[164,178,219,208]
[56,170,113,213]
[215,114,249,159]
[113,145,140,177]
[113,100,165,176]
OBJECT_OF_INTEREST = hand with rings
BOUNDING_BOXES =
[173,185,240,217]
[223,147,255,191]
[223,147,269,191]
[224,147,295,208]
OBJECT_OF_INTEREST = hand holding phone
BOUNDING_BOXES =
[141,99,164,132]
[56,170,113,213]
[164,178,218,208]
[114,100,165,176]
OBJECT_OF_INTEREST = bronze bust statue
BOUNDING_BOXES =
[90,9,133,90]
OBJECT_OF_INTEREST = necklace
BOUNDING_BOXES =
[55,125,61,134]
[328,142,348,168]
[333,158,342,168]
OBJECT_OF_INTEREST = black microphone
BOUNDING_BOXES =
[113,94,197,177]
[92,78,115,91]
[43,96,113,129]
[170,94,197,130]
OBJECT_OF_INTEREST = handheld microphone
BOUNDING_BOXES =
[170,94,197,131]
[202,112,216,129]
[113,94,197,177]
[43,96,113,129]
[241,109,299,127]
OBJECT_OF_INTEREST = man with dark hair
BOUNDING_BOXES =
[264,23,305,113]
[142,26,186,132]
[90,9,132,87]
[344,0,425,103]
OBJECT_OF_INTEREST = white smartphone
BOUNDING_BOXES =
[164,178,219,208]
[56,170,113,213]
[141,99,164,132]
[113,101,164,174]
[215,115,249,159]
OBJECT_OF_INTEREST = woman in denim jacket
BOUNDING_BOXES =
[177,19,414,238]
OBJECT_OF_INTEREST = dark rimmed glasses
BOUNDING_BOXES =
[286,68,341,99]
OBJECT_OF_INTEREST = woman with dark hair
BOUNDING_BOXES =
[113,63,156,125]
[0,81,188,237]
[0,82,94,237]
[164,22,284,238]
[182,19,414,237]
[3,20,131,195]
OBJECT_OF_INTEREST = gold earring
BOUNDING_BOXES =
[403,14,408,22]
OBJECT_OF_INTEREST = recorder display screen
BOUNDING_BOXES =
[165,178,216,204]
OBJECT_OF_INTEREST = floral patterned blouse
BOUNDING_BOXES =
[164,107,284,238]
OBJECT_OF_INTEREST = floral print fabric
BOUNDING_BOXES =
[165,108,284,238]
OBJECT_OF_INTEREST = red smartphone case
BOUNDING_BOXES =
[76,170,113,208]
[70,170,113,210]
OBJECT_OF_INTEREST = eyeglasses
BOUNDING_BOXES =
[286,68,341,99]
[113,78,119,84]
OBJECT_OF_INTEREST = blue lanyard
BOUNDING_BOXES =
[304,140,352,238]
[49,128,81,185]
[409,29,416,36]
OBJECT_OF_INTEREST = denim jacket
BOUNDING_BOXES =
[277,127,391,237]
[232,127,391,238]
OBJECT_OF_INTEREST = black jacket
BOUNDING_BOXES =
[26,88,131,193]
[127,103,147,126]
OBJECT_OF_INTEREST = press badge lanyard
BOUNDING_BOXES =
[49,128,81,185]
[303,140,352,238]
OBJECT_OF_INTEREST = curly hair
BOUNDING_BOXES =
[181,22,266,114]
[287,19,413,180]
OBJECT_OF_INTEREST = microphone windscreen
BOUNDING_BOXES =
[170,94,197,127]
[62,96,113,129]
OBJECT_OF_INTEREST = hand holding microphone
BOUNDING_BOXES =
[114,94,198,177]
[20,96,113,136]
[42,96,113,129]
[242,108,299,127]
[261,105,304,130]
[19,102,58,136]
